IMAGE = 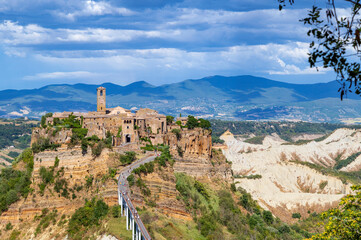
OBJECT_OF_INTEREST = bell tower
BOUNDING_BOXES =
[97,87,106,113]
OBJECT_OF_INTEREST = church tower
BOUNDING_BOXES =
[97,87,106,113]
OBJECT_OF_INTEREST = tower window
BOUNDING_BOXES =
[100,90,103,96]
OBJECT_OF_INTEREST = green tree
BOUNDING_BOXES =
[166,115,174,124]
[309,185,361,240]
[186,115,199,129]
[278,0,361,99]
[199,118,211,129]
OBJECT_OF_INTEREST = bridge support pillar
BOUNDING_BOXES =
[138,227,142,240]
[132,219,135,240]
[126,205,129,230]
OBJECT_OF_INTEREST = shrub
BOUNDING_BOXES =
[262,210,274,224]
[5,222,13,231]
[91,141,105,157]
[127,174,135,187]
[8,151,20,159]
[177,145,184,157]
[171,129,181,140]
[85,175,93,189]
[292,212,301,219]
[166,116,174,124]
[32,138,60,153]
[68,198,109,239]
[119,151,136,165]
[194,180,210,200]
[54,157,60,168]
[111,205,121,218]
[278,224,291,234]
[230,183,237,192]
[319,180,328,190]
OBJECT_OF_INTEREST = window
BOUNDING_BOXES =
[100,90,103,96]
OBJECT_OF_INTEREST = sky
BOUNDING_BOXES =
[0,0,352,90]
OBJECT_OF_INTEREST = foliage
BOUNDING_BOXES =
[8,151,20,159]
[119,151,136,165]
[177,145,184,157]
[116,126,122,138]
[199,118,211,129]
[210,119,361,142]
[211,135,224,144]
[136,178,151,196]
[155,146,174,167]
[32,137,60,153]
[70,128,88,145]
[111,205,121,218]
[0,148,33,214]
[309,185,361,239]
[85,175,94,189]
[279,1,361,99]
[166,115,174,124]
[34,208,58,236]
[41,113,53,128]
[234,174,262,179]
[53,113,81,128]
[186,115,199,129]
[263,210,274,224]
[291,160,361,184]
[132,162,154,175]
[68,198,109,240]
[91,141,105,157]
[175,173,309,239]
[127,174,135,187]
[244,135,265,145]
[171,128,181,140]
[0,119,37,149]
[292,212,302,219]
[334,152,361,170]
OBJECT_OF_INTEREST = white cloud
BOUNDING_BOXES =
[56,0,135,20]
[28,42,322,86]
[23,71,100,80]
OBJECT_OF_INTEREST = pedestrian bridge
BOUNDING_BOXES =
[116,154,155,240]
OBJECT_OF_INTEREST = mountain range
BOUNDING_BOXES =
[1,75,361,122]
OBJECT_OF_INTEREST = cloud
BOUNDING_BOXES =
[28,42,321,87]
[56,0,135,20]
[23,71,100,80]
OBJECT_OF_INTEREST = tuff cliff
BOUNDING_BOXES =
[1,126,230,239]
[165,128,232,179]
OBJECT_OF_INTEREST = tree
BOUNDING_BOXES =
[309,185,361,239]
[186,115,199,129]
[278,0,361,100]
[199,118,211,129]
[166,115,174,124]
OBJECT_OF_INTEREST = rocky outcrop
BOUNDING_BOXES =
[0,147,119,225]
[164,128,212,159]
[131,167,192,221]
[31,127,73,146]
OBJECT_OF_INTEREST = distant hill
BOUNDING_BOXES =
[1,75,361,122]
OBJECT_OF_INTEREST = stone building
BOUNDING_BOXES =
[46,87,167,145]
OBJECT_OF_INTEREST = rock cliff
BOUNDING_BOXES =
[221,129,360,222]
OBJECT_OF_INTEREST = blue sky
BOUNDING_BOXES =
[0,0,352,89]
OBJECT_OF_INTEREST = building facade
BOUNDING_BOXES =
[46,87,167,145]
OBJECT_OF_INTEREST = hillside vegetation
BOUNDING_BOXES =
[210,120,361,142]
